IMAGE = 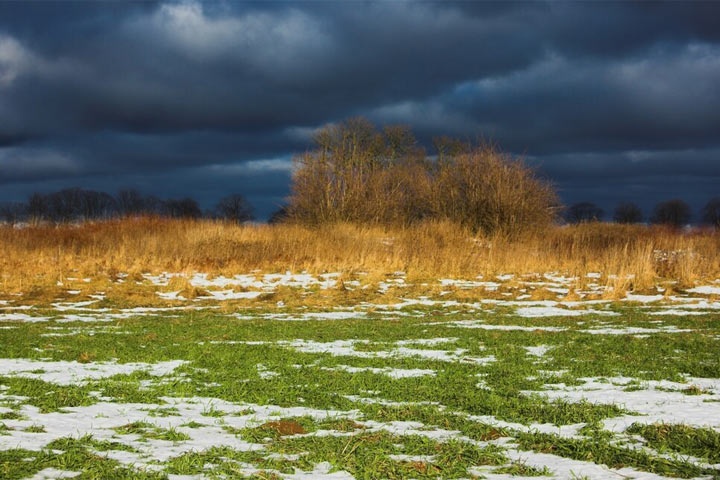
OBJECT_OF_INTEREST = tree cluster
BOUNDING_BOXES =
[287,118,559,235]
[0,188,254,224]
[565,197,720,228]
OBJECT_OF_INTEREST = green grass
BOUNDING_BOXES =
[0,296,718,478]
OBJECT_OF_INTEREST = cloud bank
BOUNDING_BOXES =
[0,1,718,217]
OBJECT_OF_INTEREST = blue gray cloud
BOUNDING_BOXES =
[0,1,718,218]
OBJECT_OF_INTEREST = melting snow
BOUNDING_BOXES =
[515,306,619,317]
[527,376,720,432]
[524,345,553,358]
[0,359,187,385]
[687,285,720,295]
[27,469,81,480]
[431,320,566,332]
[0,313,49,323]
[320,365,436,378]
[580,325,693,335]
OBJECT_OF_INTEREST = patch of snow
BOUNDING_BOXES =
[0,313,51,323]
[524,345,553,358]
[580,325,693,335]
[389,454,436,462]
[50,300,99,311]
[0,395,359,472]
[687,285,720,295]
[200,289,263,300]
[393,337,458,346]
[526,376,720,432]
[440,279,501,290]
[0,359,187,385]
[432,320,566,332]
[278,339,495,365]
[625,294,664,303]
[157,291,187,301]
[491,447,685,480]
[320,365,435,379]
[648,309,711,316]
[27,469,81,480]
[256,364,279,379]
[515,306,619,317]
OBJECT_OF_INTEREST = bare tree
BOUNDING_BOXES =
[34,188,117,222]
[565,202,604,224]
[0,202,26,224]
[164,198,202,219]
[116,189,163,216]
[27,193,50,221]
[701,197,720,227]
[650,199,691,227]
[268,206,289,224]
[215,194,254,223]
[432,136,469,163]
[117,189,149,215]
[613,202,643,224]
[81,190,117,219]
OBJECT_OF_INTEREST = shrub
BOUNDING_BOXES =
[164,198,202,219]
[288,118,558,235]
[432,145,558,234]
[650,199,691,228]
[215,194,254,223]
[288,118,430,225]
[702,197,720,227]
[565,202,604,224]
[613,202,643,224]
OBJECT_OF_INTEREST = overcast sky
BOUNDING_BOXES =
[1,1,719,219]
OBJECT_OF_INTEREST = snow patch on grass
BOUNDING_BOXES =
[320,365,436,378]
[580,325,693,335]
[27,469,81,480]
[687,285,720,295]
[515,306,619,317]
[430,320,566,332]
[527,376,720,432]
[0,359,187,385]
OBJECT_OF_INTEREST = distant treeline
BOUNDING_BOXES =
[2,118,718,230]
[285,118,719,231]
[565,198,720,228]
[0,189,254,224]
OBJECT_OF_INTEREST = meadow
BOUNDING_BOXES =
[1,220,720,479]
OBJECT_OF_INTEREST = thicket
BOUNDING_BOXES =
[287,118,559,235]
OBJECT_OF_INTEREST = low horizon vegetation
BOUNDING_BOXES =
[0,218,719,298]
[1,118,719,231]
[1,118,718,298]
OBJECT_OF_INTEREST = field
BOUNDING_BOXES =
[1,221,720,479]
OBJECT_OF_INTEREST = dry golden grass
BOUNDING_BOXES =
[0,218,718,297]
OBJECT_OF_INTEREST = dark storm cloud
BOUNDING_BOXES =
[382,43,720,154]
[0,1,719,217]
[1,1,545,137]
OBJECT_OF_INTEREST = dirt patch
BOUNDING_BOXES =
[260,420,307,436]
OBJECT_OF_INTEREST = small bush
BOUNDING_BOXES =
[702,197,720,227]
[650,199,691,228]
[614,202,643,224]
[565,202,604,224]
